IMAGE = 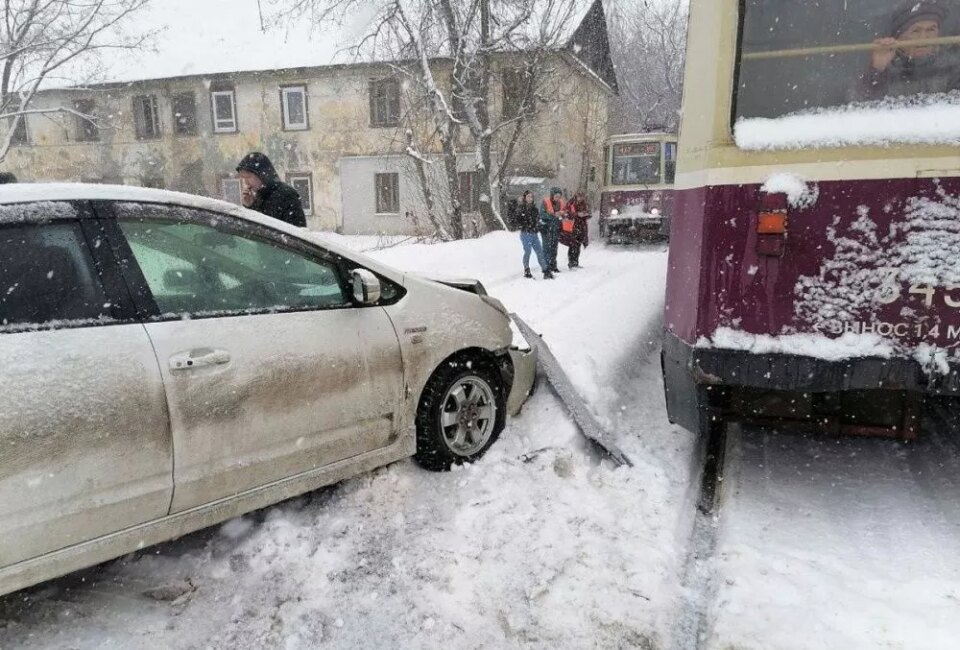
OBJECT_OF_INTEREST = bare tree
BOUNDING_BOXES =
[608,0,687,133]
[0,0,154,164]
[272,0,581,238]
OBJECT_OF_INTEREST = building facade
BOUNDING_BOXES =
[2,6,616,235]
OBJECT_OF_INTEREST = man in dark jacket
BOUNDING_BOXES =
[236,152,307,227]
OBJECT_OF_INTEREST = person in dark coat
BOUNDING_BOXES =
[236,152,307,227]
[850,1,960,102]
[540,187,566,274]
[560,190,591,269]
[0,172,17,184]
[517,190,551,279]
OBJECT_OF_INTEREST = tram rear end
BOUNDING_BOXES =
[663,0,960,438]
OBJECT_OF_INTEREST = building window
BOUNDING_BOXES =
[458,171,482,213]
[375,173,400,214]
[369,78,400,128]
[281,85,309,131]
[211,89,237,133]
[221,177,242,205]
[8,114,28,146]
[287,173,313,216]
[74,99,99,142]
[172,92,197,136]
[141,177,165,189]
[133,95,161,139]
[501,68,531,121]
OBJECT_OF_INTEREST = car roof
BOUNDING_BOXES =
[0,182,247,214]
[0,183,403,281]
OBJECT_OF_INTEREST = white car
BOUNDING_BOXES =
[0,184,536,597]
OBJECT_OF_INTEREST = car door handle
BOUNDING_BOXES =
[169,348,231,371]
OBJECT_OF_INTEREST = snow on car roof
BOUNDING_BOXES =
[0,182,399,277]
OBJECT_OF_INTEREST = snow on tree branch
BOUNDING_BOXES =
[0,0,155,164]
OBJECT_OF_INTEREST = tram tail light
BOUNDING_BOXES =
[756,192,789,257]
[757,212,787,234]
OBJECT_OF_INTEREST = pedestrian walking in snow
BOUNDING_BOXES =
[517,191,552,279]
[560,190,591,269]
[236,152,307,228]
[540,187,566,274]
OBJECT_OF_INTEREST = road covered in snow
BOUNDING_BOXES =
[0,234,697,649]
[1,233,958,650]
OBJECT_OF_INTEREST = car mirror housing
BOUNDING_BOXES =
[352,269,381,305]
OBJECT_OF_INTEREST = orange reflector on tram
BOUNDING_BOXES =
[757,211,788,235]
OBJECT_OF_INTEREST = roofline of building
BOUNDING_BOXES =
[42,45,613,95]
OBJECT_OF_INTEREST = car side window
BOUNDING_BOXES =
[116,207,349,318]
[0,218,112,331]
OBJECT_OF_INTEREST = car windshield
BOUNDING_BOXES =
[736,0,960,120]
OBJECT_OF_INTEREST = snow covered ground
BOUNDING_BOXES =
[0,234,698,649]
[1,233,959,650]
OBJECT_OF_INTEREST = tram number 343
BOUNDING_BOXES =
[875,279,960,309]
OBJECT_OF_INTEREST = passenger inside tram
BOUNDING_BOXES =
[736,0,960,120]
[851,0,960,101]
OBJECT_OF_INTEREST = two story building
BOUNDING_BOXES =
[2,0,617,235]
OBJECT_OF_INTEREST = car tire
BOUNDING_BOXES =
[414,356,506,471]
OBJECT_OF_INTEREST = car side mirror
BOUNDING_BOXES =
[163,268,199,289]
[352,269,381,305]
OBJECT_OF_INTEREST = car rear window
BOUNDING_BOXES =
[0,217,112,331]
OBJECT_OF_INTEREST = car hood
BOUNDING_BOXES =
[416,275,488,296]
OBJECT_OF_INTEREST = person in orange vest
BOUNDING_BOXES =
[540,187,566,274]
[560,190,591,269]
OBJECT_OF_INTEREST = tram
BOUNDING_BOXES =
[662,0,960,439]
[600,132,677,243]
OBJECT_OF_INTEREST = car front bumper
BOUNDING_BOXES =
[506,343,538,417]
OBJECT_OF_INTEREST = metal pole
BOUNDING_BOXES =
[742,35,960,61]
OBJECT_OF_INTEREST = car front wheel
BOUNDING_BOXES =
[414,357,506,471]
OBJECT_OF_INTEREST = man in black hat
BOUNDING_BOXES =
[852,0,960,101]
[236,152,307,228]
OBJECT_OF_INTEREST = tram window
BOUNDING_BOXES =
[664,142,677,184]
[611,142,661,186]
[735,0,960,121]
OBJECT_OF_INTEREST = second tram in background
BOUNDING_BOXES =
[599,132,677,244]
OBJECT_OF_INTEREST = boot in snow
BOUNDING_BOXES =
[544,270,555,280]
[524,268,533,279]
